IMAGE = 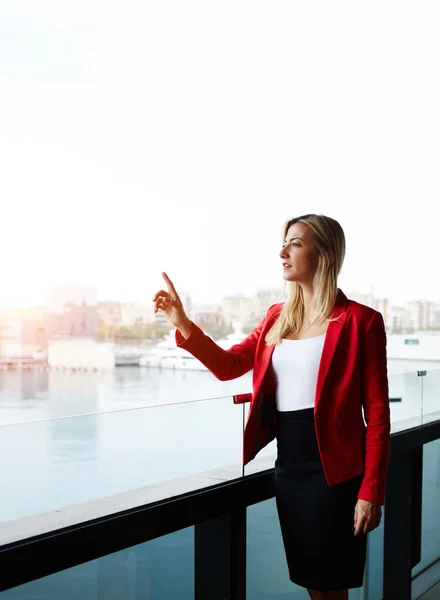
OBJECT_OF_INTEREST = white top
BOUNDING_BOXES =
[272,334,326,412]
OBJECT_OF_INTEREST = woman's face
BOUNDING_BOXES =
[279,222,320,284]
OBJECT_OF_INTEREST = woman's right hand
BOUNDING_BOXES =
[152,272,192,333]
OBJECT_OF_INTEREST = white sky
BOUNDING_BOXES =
[0,1,439,309]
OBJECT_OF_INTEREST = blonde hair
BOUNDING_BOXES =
[265,213,345,345]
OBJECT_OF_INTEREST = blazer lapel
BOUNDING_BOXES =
[314,289,349,410]
[252,290,349,407]
[252,311,280,396]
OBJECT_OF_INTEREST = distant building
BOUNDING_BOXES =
[346,291,373,308]
[0,307,47,358]
[120,303,154,326]
[48,339,115,370]
[97,302,122,326]
[387,306,406,333]
[47,284,98,340]
[406,301,424,330]
[179,291,193,320]
[192,304,225,329]
[221,294,259,328]
[255,288,285,319]
[374,298,389,327]
[429,303,440,329]
[219,288,285,328]
[405,300,440,330]
[153,311,171,328]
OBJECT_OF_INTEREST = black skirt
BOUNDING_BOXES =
[274,407,367,592]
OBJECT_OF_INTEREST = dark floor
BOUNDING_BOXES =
[419,581,440,599]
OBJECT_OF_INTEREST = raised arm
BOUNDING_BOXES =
[152,272,274,381]
[175,315,269,381]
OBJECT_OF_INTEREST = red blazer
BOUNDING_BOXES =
[176,289,391,505]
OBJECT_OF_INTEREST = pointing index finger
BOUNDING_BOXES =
[162,272,178,299]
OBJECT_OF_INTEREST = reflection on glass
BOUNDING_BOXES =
[0,395,242,523]
[0,527,194,600]
[412,438,440,583]
[0,369,49,423]
[246,488,385,599]
[0,367,253,425]
[389,371,423,432]
[422,369,440,425]
[247,498,307,599]
[350,517,384,600]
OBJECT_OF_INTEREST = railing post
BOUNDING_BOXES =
[418,370,426,425]
[411,445,423,569]
[195,507,247,600]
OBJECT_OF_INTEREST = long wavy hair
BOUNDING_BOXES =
[265,213,346,345]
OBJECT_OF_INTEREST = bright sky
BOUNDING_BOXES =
[1,1,439,309]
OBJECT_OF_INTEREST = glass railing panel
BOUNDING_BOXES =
[247,496,385,599]
[351,517,385,600]
[241,399,276,477]
[0,367,253,426]
[0,395,242,524]
[247,497,384,599]
[247,498,305,599]
[0,526,194,600]
[422,368,440,425]
[389,371,423,433]
[412,438,440,581]
[412,563,440,600]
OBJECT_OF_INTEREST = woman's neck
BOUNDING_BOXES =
[300,284,316,318]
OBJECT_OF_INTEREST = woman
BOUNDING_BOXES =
[152,213,390,600]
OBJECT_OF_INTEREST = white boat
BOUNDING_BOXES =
[140,346,209,370]
[114,347,149,367]
[216,332,248,349]
[216,322,248,349]
[139,325,250,371]
[139,330,210,371]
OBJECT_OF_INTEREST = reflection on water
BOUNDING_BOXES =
[0,367,253,425]
[0,528,195,600]
[0,369,49,422]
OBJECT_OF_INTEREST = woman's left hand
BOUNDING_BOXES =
[354,499,382,536]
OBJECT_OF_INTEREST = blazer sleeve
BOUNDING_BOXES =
[358,311,391,505]
[174,306,276,381]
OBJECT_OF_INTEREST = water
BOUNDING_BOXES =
[1,361,439,599]
[0,366,253,426]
